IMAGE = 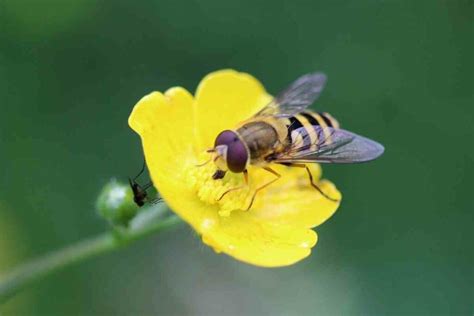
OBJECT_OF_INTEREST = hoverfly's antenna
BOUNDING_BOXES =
[195,148,216,167]
[195,157,212,167]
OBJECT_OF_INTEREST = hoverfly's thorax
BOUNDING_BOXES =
[236,120,283,163]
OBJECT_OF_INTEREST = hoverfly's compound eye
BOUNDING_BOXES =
[214,130,248,173]
[214,130,237,147]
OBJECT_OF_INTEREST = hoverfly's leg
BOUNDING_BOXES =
[303,165,339,202]
[286,163,339,202]
[217,170,248,201]
[246,167,281,211]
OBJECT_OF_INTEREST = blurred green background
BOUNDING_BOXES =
[0,0,472,314]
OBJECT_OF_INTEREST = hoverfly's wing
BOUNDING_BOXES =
[274,127,384,164]
[256,72,327,117]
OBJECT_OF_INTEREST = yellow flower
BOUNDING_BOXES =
[128,69,341,267]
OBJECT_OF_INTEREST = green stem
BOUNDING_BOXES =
[0,205,181,304]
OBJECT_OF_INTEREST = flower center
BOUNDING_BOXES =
[186,152,253,216]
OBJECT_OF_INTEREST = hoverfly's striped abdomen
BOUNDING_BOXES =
[285,111,340,150]
[301,112,339,129]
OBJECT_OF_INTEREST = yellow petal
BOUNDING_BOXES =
[128,87,214,227]
[202,212,318,267]
[194,69,272,150]
[250,164,341,228]
[128,70,342,268]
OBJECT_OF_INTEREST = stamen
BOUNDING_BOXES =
[186,152,253,215]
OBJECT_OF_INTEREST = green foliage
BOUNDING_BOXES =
[0,0,472,314]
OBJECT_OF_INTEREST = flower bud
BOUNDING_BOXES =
[96,179,139,226]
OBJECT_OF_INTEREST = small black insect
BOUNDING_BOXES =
[129,161,159,207]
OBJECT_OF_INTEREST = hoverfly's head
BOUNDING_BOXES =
[210,130,248,178]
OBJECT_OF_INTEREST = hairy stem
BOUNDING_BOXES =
[0,204,181,304]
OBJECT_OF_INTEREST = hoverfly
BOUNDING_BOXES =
[205,72,384,210]
[129,161,161,207]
